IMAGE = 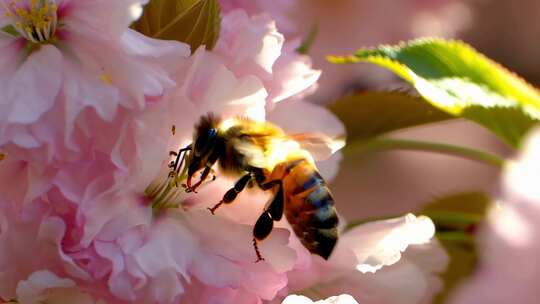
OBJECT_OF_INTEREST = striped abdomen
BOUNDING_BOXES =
[280,159,339,259]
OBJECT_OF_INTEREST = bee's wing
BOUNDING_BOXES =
[289,133,346,161]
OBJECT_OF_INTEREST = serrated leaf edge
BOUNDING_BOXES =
[328,37,540,121]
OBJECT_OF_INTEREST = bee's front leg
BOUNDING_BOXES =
[203,167,217,182]
[169,145,192,173]
[184,165,213,193]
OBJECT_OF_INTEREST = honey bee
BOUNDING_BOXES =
[170,114,343,261]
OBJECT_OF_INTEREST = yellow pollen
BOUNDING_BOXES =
[6,0,58,43]
[99,73,113,85]
[0,152,6,162]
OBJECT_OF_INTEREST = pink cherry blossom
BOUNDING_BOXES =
[0,4,450,304]
[65,46,336,301]
[0,7,340,302]
[0,199,88,301]
[0,0,189,163]
[0,148,296,303]
[15,271,98,304]
[278,214,446,304]
[214,10,320,104]
[218,0,296,37]
[218,0,470,102]
[449,128,540,304]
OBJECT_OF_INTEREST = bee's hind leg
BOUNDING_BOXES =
[252,211,273,262]
[248,180,285,263]
[208,173,252,214]
[252,238,265,263]
[263,181,284,221]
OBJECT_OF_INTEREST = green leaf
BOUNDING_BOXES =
[417,191,491,304]
[435,237,478,304]
[328,38,540,147]
[1,25,19,37]
[420,191,491,214]
[328,91,454,142]
[420,191,491,229]
[132,0,221,51]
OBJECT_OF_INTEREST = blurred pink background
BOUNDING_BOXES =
[295,0,535,221]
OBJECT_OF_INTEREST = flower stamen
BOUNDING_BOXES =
[146,172,186,212]
[3,0,58,43]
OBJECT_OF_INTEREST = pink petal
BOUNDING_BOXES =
[7,45,62,123]
[182,48,268,121]
[121,29,190,68]
[64,0,149,39]
[217,10,284,74]
[282,294,359,304]
[343,214,436,273]
[270,44,321,103]
[16,271,75,304]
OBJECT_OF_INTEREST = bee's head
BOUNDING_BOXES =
[188,114,222,176]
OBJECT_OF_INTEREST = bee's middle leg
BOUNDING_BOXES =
[252,211,274,262]
[208,173,252,214]
[250,180,284,262]
[264,180,284,221]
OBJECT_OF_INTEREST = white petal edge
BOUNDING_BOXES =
[282,294,360,304]
[342,214,436,273]
[16,271,75,304]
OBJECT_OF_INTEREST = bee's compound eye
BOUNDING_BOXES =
[194,128,217,156]
[194,136,207,154]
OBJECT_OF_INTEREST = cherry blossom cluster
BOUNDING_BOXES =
[0,1,446,303]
